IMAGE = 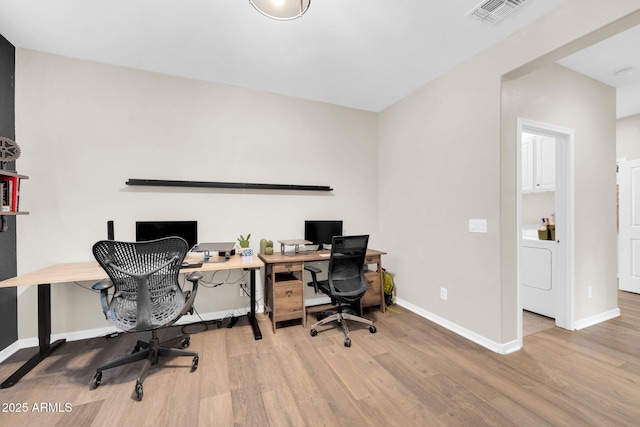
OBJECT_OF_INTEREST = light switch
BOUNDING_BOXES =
[469,219,487,233]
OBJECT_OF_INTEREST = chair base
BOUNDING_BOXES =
[310,310,376,347]
[91,329,198,401]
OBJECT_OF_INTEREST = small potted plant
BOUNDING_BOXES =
[238,233,251,248]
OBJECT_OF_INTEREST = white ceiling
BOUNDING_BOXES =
[557,25,640,119]
[0,0,636,117]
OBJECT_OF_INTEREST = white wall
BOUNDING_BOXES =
[14,50,379,338]
[379,0,640,349]
[617,113,640,160]
[503,63,618,323]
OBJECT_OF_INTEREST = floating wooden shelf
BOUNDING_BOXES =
[125,178,333,192]
[0,211,28,216]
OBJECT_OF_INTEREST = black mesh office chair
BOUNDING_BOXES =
[305,235,376,347]
[91,237,201,401]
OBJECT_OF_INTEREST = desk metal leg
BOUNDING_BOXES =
[247,268,262,340]
[0,284,66,389]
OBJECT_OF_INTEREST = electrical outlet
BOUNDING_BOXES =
[440,287,448,301]
[588,286,592,299]
[239,284,247,297]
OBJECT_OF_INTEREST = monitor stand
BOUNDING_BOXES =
[193,242,236,263]
[202,250,230,263]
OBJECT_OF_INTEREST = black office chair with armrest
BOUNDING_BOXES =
[91,237,201,401]
[305,235,376,347]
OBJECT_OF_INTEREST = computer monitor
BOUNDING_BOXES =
[304,220,343,248]
[135,220,198,250]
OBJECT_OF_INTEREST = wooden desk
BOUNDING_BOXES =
[258,249,386,333]
[0,254,264,388]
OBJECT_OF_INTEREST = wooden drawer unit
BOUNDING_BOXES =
[364,254,381,266]
[361,270,383,309]
[273,282,303,320]
[274,261,303,274]
[361,254,385,312]
[264,261,305,333]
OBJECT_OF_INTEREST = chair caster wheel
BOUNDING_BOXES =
[344,338,351,347]
[91,372,102,389]
[369,325,377,333]
[181,337,190,348]
[310,328,318,337]
[135,380,143,401]
[191,356,199,372]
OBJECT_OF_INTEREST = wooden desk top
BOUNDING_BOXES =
[0,255,264,288]
[258,249,386,264]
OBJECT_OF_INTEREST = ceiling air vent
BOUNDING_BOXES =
[467,0,530,25]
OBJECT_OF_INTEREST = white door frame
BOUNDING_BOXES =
[516,118,575,346]
[619,158,640,293]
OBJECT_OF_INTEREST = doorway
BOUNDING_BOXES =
[517,118,574,337]
[619,158,640,293]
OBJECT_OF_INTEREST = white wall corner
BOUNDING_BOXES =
[395,298,521,355]
[574,307,620,330]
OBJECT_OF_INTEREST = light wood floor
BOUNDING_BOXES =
[522,310,555,336]
[2,292,640,426]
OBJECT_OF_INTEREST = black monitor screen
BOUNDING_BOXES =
[135,221,198,250]
[305,220,343,246]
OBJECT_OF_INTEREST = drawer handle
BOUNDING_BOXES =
[285,290,293,297]
[285,263,293,268]
[366,257,373,263]
[367,280,374,286]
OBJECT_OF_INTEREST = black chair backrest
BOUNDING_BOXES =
[327,235,369,303]
[92,237,188,330]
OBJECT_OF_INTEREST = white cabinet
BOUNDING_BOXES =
[522,134,555,193]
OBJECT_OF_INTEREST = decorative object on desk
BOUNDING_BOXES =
[238,233,251,248]
[241,248,253,256]
[249,0,310,21]
[260,238,274,255]
[0,136,21,169]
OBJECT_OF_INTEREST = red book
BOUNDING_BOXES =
[9,176,19,212]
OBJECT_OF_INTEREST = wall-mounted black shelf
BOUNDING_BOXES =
[125,179,333,192]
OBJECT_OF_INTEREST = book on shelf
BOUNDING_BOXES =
[0,175,20,212]
[0,179,10,212]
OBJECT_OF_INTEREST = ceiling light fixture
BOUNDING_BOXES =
[249,0,310,21]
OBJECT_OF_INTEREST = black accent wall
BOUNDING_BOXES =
[0,34,18,352]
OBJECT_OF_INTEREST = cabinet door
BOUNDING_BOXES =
[535,136,556,191]
[521,135,535,192]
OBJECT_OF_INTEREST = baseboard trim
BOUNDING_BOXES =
[0,341,22,364]
[574,307,620,330]
[0,306,264,364]
[395,298,521,355]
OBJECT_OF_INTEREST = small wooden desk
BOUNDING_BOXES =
[258,249,386,333]
[0,254,264,388]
